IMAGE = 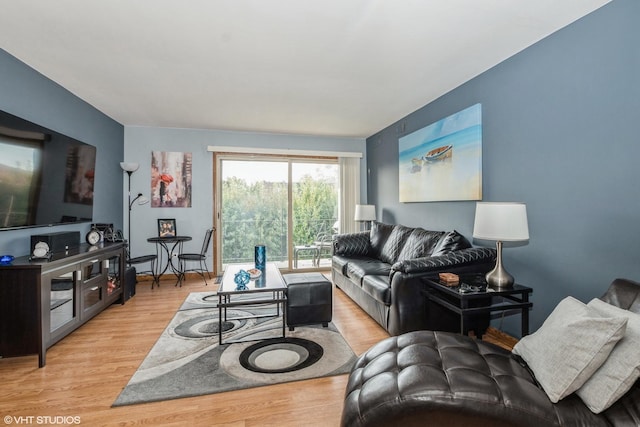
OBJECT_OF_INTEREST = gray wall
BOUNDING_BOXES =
[366,0,640,336]
[0,49,124,256]
[124,126,366,267]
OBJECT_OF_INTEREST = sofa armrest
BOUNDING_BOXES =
[391,247,496,275]
[333,231,371,257]
[385,247,496,335]
[599,278,640,313]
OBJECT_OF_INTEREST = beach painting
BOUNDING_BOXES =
[398,103,482,202]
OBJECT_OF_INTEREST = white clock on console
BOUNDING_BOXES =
[86,229,101,245]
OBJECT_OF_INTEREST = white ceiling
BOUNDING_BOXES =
[0,0,609,138]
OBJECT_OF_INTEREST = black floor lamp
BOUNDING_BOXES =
[120,162,149,257]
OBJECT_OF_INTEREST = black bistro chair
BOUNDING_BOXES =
[127,251,159,289]
[176,228,214,287]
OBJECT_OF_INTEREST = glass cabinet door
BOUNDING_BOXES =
[50,272,77,333]
[81,258,104,316]
[106,254,122,297]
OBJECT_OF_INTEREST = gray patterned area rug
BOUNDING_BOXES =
[113,292,357,406]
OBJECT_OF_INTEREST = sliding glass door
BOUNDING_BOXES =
[219,159,288,268]
[291,162,338,269]
[216,155,338,271]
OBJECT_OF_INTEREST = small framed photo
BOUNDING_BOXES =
[158,218,177,237]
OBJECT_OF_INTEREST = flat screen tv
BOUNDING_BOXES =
[0,110,96,231]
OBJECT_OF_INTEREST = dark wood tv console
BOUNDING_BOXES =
[0,242,126,367]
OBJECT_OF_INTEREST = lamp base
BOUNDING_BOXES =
[486,241,515,289]
[485,267,514,289]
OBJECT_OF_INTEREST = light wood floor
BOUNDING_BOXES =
[0,273,389,427]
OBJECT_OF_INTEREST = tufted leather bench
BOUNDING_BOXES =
[341,278,640,427]
[342,331,557,427]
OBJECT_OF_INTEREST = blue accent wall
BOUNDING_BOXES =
[366,0,640,336]
[0,49,124,256]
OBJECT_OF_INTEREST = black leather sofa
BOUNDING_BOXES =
[331,221,496,336]
[341,278,640,427]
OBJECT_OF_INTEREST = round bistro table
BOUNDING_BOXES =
[147,235,192,282]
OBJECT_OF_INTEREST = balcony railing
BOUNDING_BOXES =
[221,217,336,267]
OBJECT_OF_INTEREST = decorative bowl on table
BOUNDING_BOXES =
[0,255,14,265]
[247,268,262,279]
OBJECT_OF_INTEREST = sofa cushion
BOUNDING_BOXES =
[369,221,395,259]
[361,275,391,305]
[512,296,628,403]
[576,298,640,413]
[333,232,371,257]
[397,228,445,260]
[379,224,413,264]
[332,255,354,275]
[431,229,472,257]
[346,258,392,284]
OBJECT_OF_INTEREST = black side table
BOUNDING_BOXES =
[423,275,533,338]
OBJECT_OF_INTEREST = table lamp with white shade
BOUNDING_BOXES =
[473,202,529,289]
[354,204,376,230]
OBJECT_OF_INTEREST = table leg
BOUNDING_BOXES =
[153,242,172,282]
[169,241,183,274]
[172,241,185,287]
[282,292,286,338]
[460,298,468,335]
[175,257,183,287]
[522,292,530,337]
[218,294,223,345]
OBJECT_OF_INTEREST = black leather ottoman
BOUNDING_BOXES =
[283,273,332,331]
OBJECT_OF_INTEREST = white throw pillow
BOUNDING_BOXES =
[576,298,640,413]
[512,296,627,403]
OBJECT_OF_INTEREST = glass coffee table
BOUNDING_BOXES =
[217,263,287,345]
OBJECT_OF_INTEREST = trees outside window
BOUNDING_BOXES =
[218,157,338,270]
